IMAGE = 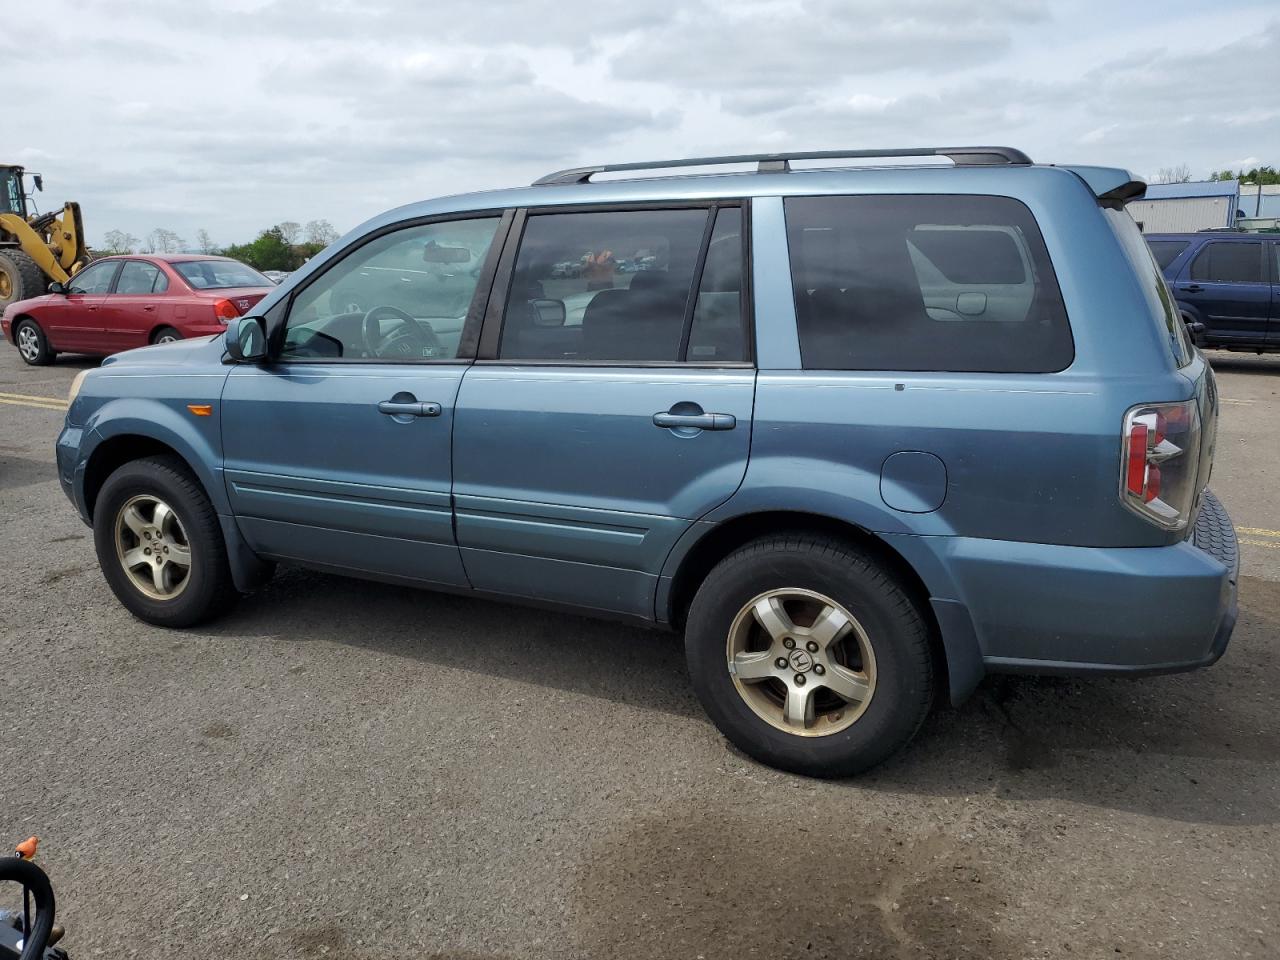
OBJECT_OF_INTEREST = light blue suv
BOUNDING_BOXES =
[56,147,1238,776]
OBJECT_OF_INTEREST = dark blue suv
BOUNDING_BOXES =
[1147,232,1280,352]
[53,148,1238,776]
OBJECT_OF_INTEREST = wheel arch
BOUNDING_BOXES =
[7,312,38,344]
[80,426,272,594]
[661,509,984,705]
[83,434,196,521]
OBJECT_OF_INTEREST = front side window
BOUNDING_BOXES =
[498,206,745,363]
[1190,241,1265,284]
[66,261,119,295]
[786,195,1073,372]
[173,259,271,290]
[115,260,164,295]
[282,217,501,361]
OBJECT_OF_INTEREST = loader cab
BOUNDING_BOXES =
[0,166,28,218]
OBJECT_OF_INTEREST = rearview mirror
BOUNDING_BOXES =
[422,241,471,264]
[225,316,267,362]
[48,281,66,295]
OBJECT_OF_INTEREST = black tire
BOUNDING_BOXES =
[151,326,182,345]
[0,248,46,310]
[685,534,934,777]
[93,456,238,627]
[13,316,55,366]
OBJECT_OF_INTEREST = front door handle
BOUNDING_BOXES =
[378,399,442,418]
[653,411,736,431]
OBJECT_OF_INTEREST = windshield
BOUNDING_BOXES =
[172,259,270,289]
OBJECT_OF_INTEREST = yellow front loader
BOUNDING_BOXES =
[0,164,91,309]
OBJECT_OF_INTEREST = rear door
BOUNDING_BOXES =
[1175,239,1270,344]
[102,259,169,351]
[220,213,508,586]
[451,203,754,618]
[43,259,120,352]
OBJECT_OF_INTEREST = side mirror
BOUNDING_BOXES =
[225,316,267,362]
[530,298,566,327]
[33,175,43,192]
[48,281,66,295]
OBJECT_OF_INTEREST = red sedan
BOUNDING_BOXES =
[1,254,274,365]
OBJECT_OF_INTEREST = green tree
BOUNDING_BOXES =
[223,227,299,271]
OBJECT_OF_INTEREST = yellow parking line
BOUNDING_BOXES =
[1235,526,1280,539]
[0,396,66,411]
[0,390,67,405]
[1239,538,1280,550]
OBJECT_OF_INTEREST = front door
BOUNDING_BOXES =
[45,259,120,352]
[1176,239,1270,344]
[220,214,507,586]
[452,204,754,618]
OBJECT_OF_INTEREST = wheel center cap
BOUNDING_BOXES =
[788,649,814,673]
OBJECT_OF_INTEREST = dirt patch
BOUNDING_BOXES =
[572,808,1016,959]
[40,564,86,586]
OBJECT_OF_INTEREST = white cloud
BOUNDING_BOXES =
[7,0,1279,248]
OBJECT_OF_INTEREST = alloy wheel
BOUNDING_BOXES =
[113,494,193,600]
[17,324,40,362]
[726,588,877,737]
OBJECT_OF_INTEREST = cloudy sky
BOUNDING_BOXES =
[9,0,1279,248]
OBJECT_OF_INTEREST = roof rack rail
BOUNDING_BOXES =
[533,146,1032,186]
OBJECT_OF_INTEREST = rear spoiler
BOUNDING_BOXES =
[1060,165,1147,208]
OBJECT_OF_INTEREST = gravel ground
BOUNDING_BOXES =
[1,347,1277,960]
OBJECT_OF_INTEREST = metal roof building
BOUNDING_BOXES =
[1128,180,1239,233]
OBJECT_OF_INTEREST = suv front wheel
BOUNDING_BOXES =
[685,535,934,777]
[93,456,238,627]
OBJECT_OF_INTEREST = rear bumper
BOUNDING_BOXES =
[938,491,1238,676]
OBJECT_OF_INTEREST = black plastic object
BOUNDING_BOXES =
[0,857,55,960]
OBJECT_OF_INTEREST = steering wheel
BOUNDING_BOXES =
[1,856,55,960]
[360,305,443,359]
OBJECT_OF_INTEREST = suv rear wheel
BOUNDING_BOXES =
[684,534,934,777]
[93,455,238,627]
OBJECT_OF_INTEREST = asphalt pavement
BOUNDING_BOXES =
[1,346,1277,959]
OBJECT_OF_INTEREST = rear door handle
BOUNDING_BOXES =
[653,411,736,431]
[378,400,442,417]
[1181,284,1204,293]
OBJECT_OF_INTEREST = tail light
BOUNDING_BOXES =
[213,298,240,322]
[1120,400,1200,529]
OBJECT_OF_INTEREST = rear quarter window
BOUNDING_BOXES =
[785,194,1073,373]
[1104,209,1192,367]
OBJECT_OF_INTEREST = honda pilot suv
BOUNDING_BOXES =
[56,147,1238,776]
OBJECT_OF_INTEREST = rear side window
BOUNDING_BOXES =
[1147,239,1189,271]
[785,195,1073,373]
[499,206,746,363]
[1189,241,1266,283]
[115,260,165,294]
